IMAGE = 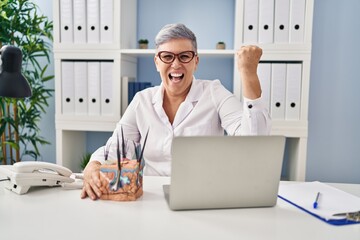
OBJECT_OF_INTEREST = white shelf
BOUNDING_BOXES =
[53,51,121,59]
[53,0,314,179]
[56,119,117,132]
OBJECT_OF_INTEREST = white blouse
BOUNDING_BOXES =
[90,78,271,176]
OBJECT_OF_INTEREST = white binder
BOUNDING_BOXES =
[258,0,274,43]
[73,0,87,43]
[271,63,286,119]
[74,61,88,115]
[257,63,272,111]
[274,0,290,43]
[60,0,73,43]
[243,0,259,43]
[289,0,306,43]
[100,61,113,116]
[121,76,136,116]
[87,61,101,116]
[61,61,75,114]
[100,0,113,43]
[87,0,100,43]
[285,63,302,120]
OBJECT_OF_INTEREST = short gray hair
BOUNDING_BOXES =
[155,23,197,52]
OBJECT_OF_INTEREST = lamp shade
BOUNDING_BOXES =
[0,45,32,98]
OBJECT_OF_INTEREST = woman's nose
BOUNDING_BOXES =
[171,57,182,67]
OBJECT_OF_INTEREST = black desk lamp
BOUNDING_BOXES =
[0,45,32,98]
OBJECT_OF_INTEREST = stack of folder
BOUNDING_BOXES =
[121,77,152,116]
[243,0,307,43]
[60,0,114,44]
[61,60,114,116]
[128,82,152,104]
[257,62,302,120]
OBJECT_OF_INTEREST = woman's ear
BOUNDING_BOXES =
[154,56,160,72]
[194,55,199,71]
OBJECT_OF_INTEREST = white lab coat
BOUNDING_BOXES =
[91,78,271,176]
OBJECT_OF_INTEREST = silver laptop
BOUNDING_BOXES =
[163,135,286,210]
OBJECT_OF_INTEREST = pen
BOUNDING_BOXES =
[313,192,321,209]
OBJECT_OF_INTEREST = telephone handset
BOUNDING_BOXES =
[0,161,75,194]
[14,161,73,176]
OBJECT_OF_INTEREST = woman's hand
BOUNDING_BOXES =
[80,161,109,200]
[236,45,262,99]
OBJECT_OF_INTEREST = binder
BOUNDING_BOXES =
[258,0,274,43]
[73,0,87,43]
[87,0,100,43]
[278,181,360,226]
[121,76,136,116]
[127,82,152,110]
[59,0,73,43]
[289,0,306,43]
[274,0,290,43]
[243,0,259,43]
[270,63,286,119]
[100,0,113,43]
[87,61,101,116]
[61,61,75,114]
[257,63,272,111]
[74,61,88,115]
[128,82,135,105]
[285,63,302,120]
[100,61,113,116]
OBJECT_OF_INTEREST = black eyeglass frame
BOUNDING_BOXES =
[157,51,197,64]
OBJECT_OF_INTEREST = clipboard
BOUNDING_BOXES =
[278,181,360,226]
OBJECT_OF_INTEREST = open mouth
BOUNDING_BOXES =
[169,73,184,82]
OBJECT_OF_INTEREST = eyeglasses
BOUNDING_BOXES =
[157,51,197,64]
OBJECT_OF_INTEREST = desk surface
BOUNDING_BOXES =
[0,177,359,240]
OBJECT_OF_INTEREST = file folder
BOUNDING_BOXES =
[61,61,75,114]
[73,0,87,43]
[88,61,101,116]
[100,0,113,43]
[257,63,272,111]
[121,76,135,116]
[274,0,290,43]
[258,0,274,43]
[100,61,113,116]
[289,0,306,43]
[270,63,286,119]
[278,181,360,226]
[128,82,135,105]
[87,0,100,43]
[74,61,88,115]
[127,82,152,109]
[285,63,302,120]
[60,0,74,43]
[243,0,259,43]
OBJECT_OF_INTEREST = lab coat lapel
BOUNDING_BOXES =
[152,85,172,130]
[172,100,194,128]
[172,78,202,128]
[152,78,202,129]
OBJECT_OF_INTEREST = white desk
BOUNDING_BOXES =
[0,177,359,240]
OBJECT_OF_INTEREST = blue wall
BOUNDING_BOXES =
[32,0,360,183]
[306,0,360,183]
[136,0,235,91]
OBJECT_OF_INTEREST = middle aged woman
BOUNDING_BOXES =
[81,23,270,200]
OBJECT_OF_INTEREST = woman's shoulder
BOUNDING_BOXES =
[132,85,160,103]
[195,79,225,91]
[138,85,160,95]
[195,79,233,102]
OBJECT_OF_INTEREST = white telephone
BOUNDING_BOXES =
[0,161,77,194]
